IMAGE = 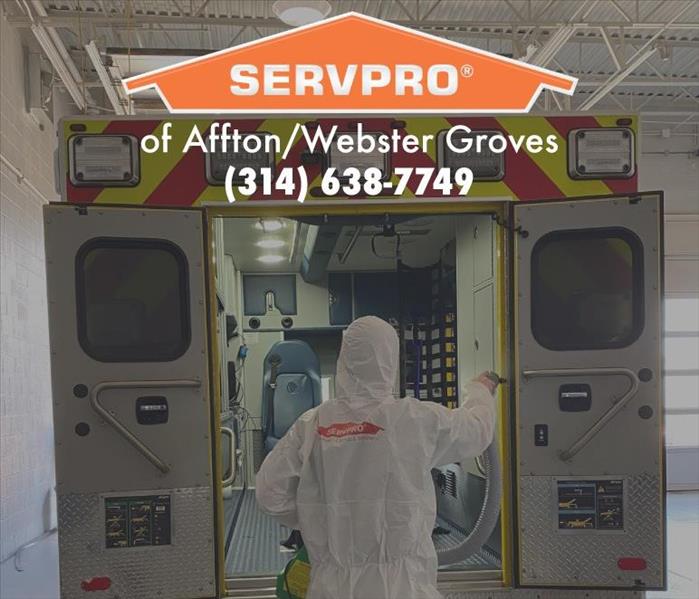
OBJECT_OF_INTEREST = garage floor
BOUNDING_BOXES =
[648,491,699,599]
[1,492,697,598]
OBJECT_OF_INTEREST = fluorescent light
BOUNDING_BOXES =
[256,239,285,249]
[272,1,331,26]
[255,219,284,232]
[258,254,286,264]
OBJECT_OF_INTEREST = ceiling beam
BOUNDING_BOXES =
[608,0,633,23]
[577,77,699,87]
[579,47,659,109]
[528,23,577,66]
[599,27,623,70]
[89,44,698,88]
[580,1,697,110]
[84,40,133,115]
[9,12,698,50]
[17,0,94,111]
[99,29,699,49]
[7,9,699,30]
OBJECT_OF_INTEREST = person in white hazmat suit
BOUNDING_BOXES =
[256,315,497,599]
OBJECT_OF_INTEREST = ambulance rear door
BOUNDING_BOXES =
[44,205,219,599]
[511,192,665,590]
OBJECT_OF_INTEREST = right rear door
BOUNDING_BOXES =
[512,192,665,591]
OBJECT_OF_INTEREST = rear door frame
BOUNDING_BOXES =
[204,199,516,595]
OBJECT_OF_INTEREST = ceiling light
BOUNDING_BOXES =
[655,40,671,61]
[272,1,331,27]
[255,218,284,233]
[256,239,285,249]
[258,254,286,264]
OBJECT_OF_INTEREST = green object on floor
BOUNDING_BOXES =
[276,546,310,599]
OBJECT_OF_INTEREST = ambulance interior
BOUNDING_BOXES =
[213,212,502,579]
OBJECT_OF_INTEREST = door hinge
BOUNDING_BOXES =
[491,214,529,238]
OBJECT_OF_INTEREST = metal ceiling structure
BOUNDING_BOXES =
[5,0,698,137]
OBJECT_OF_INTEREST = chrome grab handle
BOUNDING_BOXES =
[522,367,640,462]
[90,379,202,474]
[221,426,236,487]
[560,391,589,399]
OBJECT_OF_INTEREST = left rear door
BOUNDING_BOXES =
[44,205,219,599]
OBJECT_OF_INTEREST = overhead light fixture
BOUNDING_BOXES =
[258,254,286,264]
[256,239,285,249]
[255,219,284,233]
[655,40,671,61]
[272,1,331,27]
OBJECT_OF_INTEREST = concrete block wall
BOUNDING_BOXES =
[0,13,58,562]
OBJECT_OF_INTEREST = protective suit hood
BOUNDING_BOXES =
[334,316,398,402]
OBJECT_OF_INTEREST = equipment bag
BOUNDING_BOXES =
[276,545,310,599]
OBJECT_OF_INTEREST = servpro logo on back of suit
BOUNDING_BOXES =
[122,12,577,113]
[318,422,385,439]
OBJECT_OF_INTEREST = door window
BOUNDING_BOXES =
[76,238,190,362]
[530,228,644,350]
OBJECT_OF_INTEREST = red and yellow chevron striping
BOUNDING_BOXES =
[61,115,638,206]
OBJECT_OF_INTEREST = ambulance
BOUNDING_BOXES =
[44,113,664,599]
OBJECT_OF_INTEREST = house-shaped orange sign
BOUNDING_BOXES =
[123,12,577,114]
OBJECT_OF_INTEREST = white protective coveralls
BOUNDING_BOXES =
[255,316,496,599]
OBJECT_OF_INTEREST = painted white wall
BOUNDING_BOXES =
[0,14,60,564]
[639,134,699,216]
[641,134,699,489]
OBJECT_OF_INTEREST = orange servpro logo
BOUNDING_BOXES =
[122,12,576,114]
[317,422,384,439]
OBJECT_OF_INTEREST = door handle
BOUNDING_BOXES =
[522,367,640,462]
[90,379,202,474]
[221,426,237,487]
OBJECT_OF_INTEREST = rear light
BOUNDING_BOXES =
[69,135,139,187]
[568,127,635,179]
[617,557,647,571]
[81,577,112,592]
[327,131,389,181]
[205,131,275,185]
[436,129,505,181]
